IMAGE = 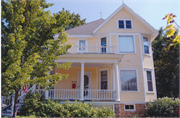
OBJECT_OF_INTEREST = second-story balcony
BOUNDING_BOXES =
[68,45,116,54]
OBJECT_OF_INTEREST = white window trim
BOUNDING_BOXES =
[117,19,133,29]
[145,68,154,93]
[117,35,136,54]
[124,104,136,111]
[119,68,139,92]
[99,68,109,90]
[142,36,151,56]
[77,39,88,52]
[99,36,108,53]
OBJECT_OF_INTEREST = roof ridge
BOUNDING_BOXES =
[65,19,105,32]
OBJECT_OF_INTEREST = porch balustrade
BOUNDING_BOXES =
[68,45,116,54]
[35,89,116,101]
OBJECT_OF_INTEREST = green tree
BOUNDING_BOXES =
[54,8,86,30]
[1,0,86,117]
[152,27,179,98]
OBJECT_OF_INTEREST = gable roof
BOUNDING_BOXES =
[93,4,158,38]
[65,19,105,35]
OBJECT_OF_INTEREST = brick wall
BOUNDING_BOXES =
[115,104,146,117]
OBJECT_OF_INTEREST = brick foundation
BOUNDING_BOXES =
[115,104,146,117]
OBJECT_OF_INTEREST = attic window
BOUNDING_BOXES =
[118,20,132,29]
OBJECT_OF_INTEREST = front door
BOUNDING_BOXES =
[78,72,91,99]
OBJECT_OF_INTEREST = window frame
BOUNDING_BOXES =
[117,35,136,54]
[143,36,151,55]
[124,104,136,111]
[77,39,88,52]
[117,19,133,29]
[99,68,109,90]
[145,69,154,93]
[119,68,139,92]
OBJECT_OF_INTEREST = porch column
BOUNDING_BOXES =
[115,63,120,101]
[80,62,84,101]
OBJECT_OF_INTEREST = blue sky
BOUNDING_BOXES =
[45,0,180,30]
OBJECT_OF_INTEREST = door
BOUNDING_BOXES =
[78,40,87,53]
[78,72,91,99]
[101,37,107,53]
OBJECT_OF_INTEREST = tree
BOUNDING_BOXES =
[152,27,179,98]
[54,8,86,30]
[1,0,85,117]
[163,13,180,45]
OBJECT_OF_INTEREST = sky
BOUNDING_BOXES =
[45,0,180,30]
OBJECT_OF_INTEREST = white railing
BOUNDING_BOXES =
[35,89,116,101]
[84,89,116,100]
[68,45,116,54]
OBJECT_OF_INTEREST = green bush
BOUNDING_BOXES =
[20,93,115,117]
[145,97,180,117]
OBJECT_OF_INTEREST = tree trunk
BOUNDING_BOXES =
[13,90,18,117]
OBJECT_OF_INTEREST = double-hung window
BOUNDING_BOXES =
[143,37,149,54]
[118,20,132,29]
[146,70,153,91]
[120,70,138,91]
[100,69,108,90]
[118,36,135,53]
[79,40,86,51]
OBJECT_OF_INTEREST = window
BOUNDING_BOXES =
[118,20,132,29]
[126,20,132,29]
[124,105,135,111]
[118,20,124,29]
[146,71,153,91]
[101,37,107,53]
[120,70,137,91]
[100,70,108,90]
[143,37,149,54]
[118,36,134,53]
[79,40,86,51]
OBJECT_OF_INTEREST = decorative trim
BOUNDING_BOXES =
[55,59,119,63]
[139,34,147,102]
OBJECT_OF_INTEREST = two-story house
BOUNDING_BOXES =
[49,4,158,117]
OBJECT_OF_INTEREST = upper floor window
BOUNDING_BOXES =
[79,40,86,51]
[118,36,135,53]
[120,70,137,91]
[143,37,149,54]
[118,20,132,29]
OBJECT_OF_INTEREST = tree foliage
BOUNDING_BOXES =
[163,13,180,45]
[152,27,179,98]
[1,0,85,117]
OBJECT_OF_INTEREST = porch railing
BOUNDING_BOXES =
[35,89,116,101]
[68,45,116,54]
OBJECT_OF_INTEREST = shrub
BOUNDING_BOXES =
[20,93,115,117]
[145,97,180,117]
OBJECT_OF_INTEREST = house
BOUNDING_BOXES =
[49,4,159,117]
[1,3,158,117]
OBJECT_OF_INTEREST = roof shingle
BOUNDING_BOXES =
[65,19,105,35]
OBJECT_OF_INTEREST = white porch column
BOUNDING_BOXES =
[80,62,84,101]
[115,63,120,101]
